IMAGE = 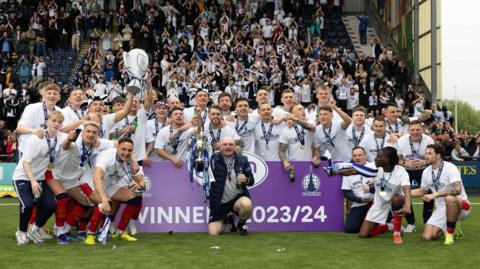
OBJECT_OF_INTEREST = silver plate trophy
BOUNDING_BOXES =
[123,48,149,95]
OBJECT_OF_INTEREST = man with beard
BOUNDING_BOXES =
[155,107,195,167]
[205,105,240,151]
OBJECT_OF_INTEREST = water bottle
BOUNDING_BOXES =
[236,168,243,190]
[110,128,118,140]
[289,167,296,182]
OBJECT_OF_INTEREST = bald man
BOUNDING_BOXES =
[208,137,255,236]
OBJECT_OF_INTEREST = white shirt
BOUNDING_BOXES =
[272,106,290,119]
[346,92,359,110]
[154,125,194,161]
[255,120,286,161]
[299,84,312,103]
[226,114,259,154]
[314,121,351,162]
[99,113,117,139]
[262,25,274,39]
[61,106,84,128]
[373,165,410,204]
[306,105,342,123]
[95,148,132,190]
[183,106,209,125]
[279,124,315,161]
[54,138,114,182]
[146,118,167,160]
[111,108,148,161]
[346,124,373,149]
[384,119,409,135]
[397,134,435,161]
[341,162,376,208]
[421,162,468,206]
[204,123,240,148]
[94,83,108,96]
[17,102,61,152]
[360,132,396,162]
[13,132,68,181]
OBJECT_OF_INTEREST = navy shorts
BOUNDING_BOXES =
[208,195,246,223]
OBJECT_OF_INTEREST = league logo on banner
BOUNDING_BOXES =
[140,154,344,233]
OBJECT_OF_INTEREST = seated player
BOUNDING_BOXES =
[411,144,471,245]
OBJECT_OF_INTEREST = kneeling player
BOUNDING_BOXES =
[342,147,374,233]
[52,121,112,244]
[411,144,470,245]
[358,147,412,244]
[92,138,145,244]
[208,137,255,236]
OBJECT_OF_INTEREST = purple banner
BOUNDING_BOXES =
[139,153,344,232]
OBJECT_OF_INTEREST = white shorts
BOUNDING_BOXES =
[105,182,128,198]
[365,202,391,225]
[56,177,80,191]
[80,176,94,189]
[427,200,471,232]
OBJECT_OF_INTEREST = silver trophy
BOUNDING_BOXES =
[194,110,207,171]
[123,48,149,95]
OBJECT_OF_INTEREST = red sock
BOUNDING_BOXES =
[67,199,76,212]
[393,213,402,233]
[55,196,69,227]
[132,201,143,220]
[117,205,136,231]
[29,205,38,225]
[78,220,88,232]
[79,183,93,197]
[88,207,104,234]
[66,203,88,227]
[370,224,388,237]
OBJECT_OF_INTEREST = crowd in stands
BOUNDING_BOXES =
[0,0,478,162]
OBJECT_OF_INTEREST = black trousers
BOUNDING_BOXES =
[13,180,56,232]
[406,169,434,225]
[345,203,372,233]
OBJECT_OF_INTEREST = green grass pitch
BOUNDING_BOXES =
[0,197,478,269]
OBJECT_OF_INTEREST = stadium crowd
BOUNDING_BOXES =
[0,0,473,246]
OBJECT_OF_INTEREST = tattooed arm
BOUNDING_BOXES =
[293,117,316,132]
[423,181,462,202]
[279,143,292,171]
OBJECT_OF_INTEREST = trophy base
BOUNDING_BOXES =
[127,85,141,95]
[195,160,205,172]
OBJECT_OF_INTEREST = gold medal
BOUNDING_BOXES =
[48,163,54,169]
[300,144,305,150]
[266,144,269,150]
[379,191,387,198]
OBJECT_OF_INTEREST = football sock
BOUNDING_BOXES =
[393,212,402,233]
[447,221,456,234]
[370,224,388,237]
[88,206,104,234]
[54,193,69,232]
